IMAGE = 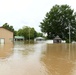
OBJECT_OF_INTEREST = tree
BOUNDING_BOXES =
[17,29,23,36]
[14,30,18,36]
[17,26,37,40]
[37,32,43,37]
[40,4,76,42]
[2,23,14,32]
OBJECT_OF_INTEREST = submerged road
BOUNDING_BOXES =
[0,41,76,75]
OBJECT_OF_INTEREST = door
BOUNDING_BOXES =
[0,39,5,44]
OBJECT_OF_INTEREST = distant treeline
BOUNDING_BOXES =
[2,23,43,40]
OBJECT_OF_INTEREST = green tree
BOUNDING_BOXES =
[17,29,23,36]
[37,32,43,37]
[14,30,18,36]
[40,4,76,42]
[30,28,37,39]
[17,26,37,40]
[2,23,14,32]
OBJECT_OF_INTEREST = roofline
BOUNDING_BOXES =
[0,27,14,33]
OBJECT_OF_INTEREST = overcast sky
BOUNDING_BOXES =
[0,0,76,32]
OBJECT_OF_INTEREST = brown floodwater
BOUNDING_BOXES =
[0,41,76,75]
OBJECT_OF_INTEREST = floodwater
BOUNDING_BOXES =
[0,41,76,75]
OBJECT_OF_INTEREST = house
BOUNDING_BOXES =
[53,35,61,43]
[0,27,14,44]
[34,37,45,41]
[14,36,24,41]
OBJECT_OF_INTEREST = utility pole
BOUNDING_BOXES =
[29,27,30,44]
[69,22,71,43]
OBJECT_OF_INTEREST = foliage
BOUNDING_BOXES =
[14,30,18,36]
[40,4,76,42]
[2,23,14,32]
[17,26,37,40]
[37,32,43,37]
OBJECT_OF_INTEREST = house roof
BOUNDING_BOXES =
[35,37,45,39]
[0,27,13,33]
[15,36,24,39]
[54,35,61,40]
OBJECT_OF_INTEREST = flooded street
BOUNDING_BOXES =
[0,42,76,75]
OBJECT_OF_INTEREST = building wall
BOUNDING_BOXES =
[0,28,13,44]
[53,39,61,43]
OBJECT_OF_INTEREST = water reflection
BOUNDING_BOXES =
[0,44,13,59]
[13,41,35,57]
[41,43,76,75]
